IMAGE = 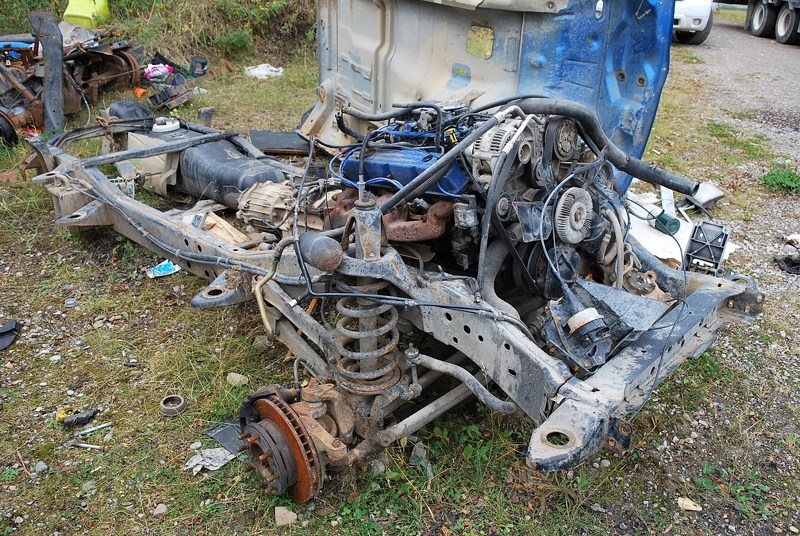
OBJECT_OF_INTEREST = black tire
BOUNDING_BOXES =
[775,3,800,44]
[745,0,757,31]
[676,10,714,44]
[751,1,778,37]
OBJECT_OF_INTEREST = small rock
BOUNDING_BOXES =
[64,298,77,308]
[34,461,48,473]
[590,503,606,513]
[103,431,113,443]
[81,480,95,493]
[50,355,62,363]
[67,389,75,396]
[331,520,339,527]
[226,372,249,387]
[789,526,799,534]
[14,517,23,524]
[153,503,167,517]
[369,459,386,475]
[275,506,297,527]
[600,459,611,468]
[190,441,202,450]
[619,523,628,530]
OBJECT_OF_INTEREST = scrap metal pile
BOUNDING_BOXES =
[24,0,762,503]
[0,13,140,144]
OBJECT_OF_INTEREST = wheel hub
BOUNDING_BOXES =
[239,392,322,503]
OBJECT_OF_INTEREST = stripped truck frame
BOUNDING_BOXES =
[26,0,762,503]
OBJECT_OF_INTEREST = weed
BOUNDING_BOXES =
[1,467,20,482]
[694,463,772,520]
[761,163,800,193]
[214,30,255,57]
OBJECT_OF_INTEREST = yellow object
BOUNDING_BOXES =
[55,407,77,423]
[63,0,110,29]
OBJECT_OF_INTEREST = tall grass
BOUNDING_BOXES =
[1,0,315,62]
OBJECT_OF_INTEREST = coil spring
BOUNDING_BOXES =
[333,279,401,394]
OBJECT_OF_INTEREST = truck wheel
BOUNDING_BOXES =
[751,1,778,37]
[745,0,757,31]
[775,4,800,44]
[676,11,714,44]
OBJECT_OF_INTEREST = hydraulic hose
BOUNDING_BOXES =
[516,98,699,196]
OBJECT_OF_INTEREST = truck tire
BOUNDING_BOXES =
[775,4,800,44]
[745,0,757,31]
[751,1,778,37]
[676,11,714,44]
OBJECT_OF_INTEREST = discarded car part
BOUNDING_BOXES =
[239,388,323,502]
[678,181,726,214]
[63,408,100,427]
[683,221,731,276]
[28,0,765,504]
[159,395,188,416]
[29,12,64,135]
[0,320,22,351]
[0,13,141,144]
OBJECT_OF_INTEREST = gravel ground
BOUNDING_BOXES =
[696,19,800,160]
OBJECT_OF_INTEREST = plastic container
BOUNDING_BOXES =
[189,56,208,78]
[63,0,110,29]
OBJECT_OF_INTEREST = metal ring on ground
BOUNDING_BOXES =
[159,395,187,416]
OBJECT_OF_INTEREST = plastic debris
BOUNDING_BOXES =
[146,259,181,278]
[206,418,242,456]
[409,441,434,482]
[184,447,235,475]
[56,407,77,423]
[677,497,703,512]
[245,64,284,79]
[145,63,174,81]
[0,320,21,351]
[63,408,100,427]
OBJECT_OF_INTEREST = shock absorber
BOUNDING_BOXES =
[333,277,401,394]
[332,197,402,394]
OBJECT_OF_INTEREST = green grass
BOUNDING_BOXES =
[707,121,773,163]
[0,0,315,64]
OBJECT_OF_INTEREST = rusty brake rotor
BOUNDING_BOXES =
[239,392,322,503]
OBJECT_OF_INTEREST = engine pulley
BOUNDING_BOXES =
[554,187,594,244]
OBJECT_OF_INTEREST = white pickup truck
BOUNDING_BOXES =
[673,0,716,45]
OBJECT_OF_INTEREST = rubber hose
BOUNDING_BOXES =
[516,98,698,196]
